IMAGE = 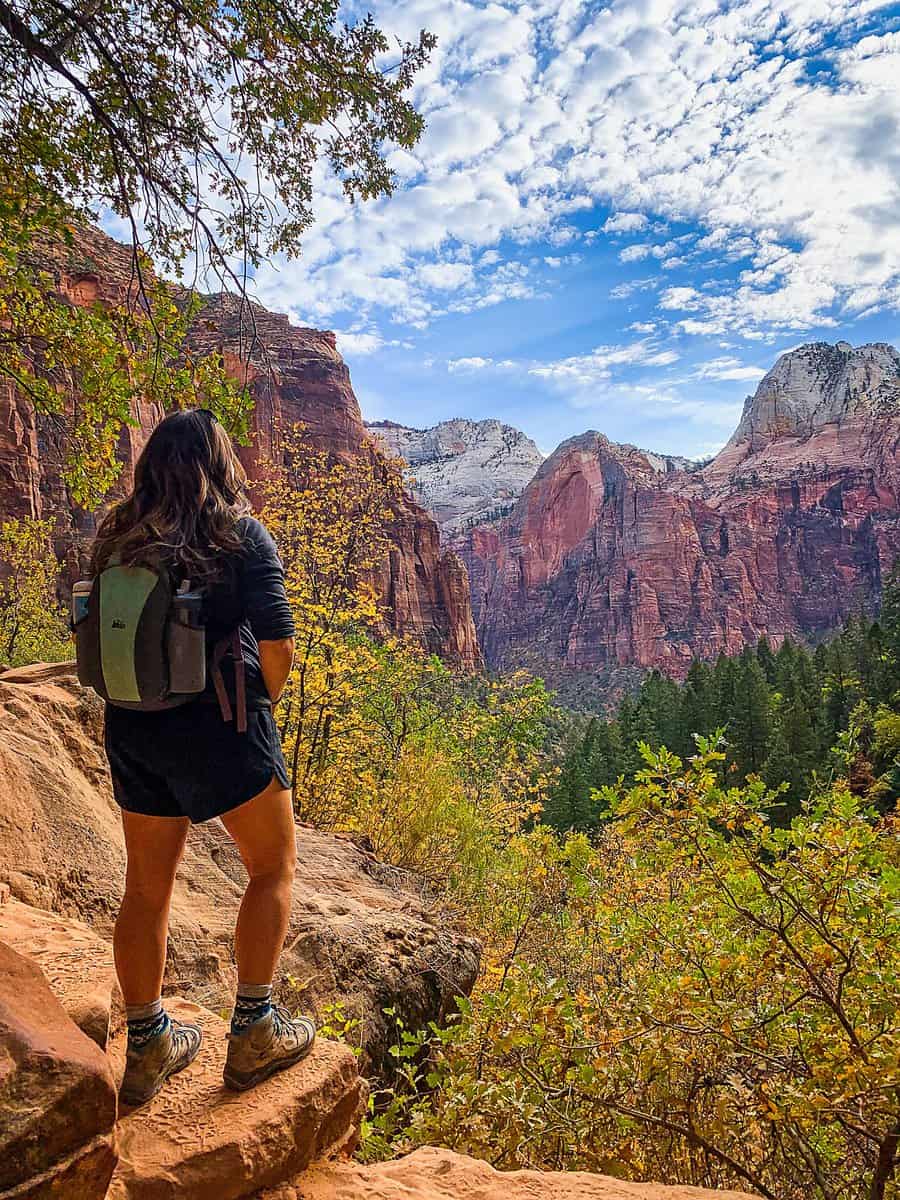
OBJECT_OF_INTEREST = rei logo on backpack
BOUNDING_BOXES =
[73,564,247,732]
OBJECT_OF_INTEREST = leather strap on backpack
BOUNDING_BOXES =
[210,629,248,734]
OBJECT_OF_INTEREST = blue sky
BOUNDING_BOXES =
[121,0,900,459]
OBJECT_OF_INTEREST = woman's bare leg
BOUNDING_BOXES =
[220,777,297,984]
[115,811,190,1005]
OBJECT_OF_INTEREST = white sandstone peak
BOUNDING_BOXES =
[366,418,544,531]
[729,341,900,447]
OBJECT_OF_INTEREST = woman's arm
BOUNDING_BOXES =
[240,518,297,704]
[259,636,295,703]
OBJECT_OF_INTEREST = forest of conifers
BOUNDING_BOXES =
[547,581,900,831]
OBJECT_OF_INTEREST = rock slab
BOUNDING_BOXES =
[263,1145,757,1200]
[0,941,117,1199]
[108,1000,365,1200]
[0,895,119,1049]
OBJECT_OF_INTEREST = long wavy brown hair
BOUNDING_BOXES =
[90,409,251,584]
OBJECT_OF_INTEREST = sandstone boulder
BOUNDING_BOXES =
[0,941,117,1199]
[108,999,364,1200]
[261,1146,757,1200]
[0,895,119,1049]
[0,663,480,1073]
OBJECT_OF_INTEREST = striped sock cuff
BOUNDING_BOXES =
[126,998,164,1023]
[126,999,169,1048]
[236,983,273,1002]
[231,983,273,1032]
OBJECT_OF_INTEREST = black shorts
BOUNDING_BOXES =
[104,702,291,823]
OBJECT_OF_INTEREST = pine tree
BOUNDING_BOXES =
[681,661,718,749]
[543,721,593,832]
[730,658,771,779]
[775,638,798,694]
[639,672,683,754]
[763,697,818,821]
[714,653,739,718]
[880,568,900,668]
[756,637,778,685]
[588,720,624,789]
[866,570,900,704]
[618,695,660,782]
[822,637,862,745]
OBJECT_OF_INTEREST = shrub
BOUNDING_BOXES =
[0,518,72,665]
[385,741,900,1200]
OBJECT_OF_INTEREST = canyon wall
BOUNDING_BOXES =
[0,225,478,667]
[461,342,900,683]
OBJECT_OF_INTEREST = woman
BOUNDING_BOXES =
[91,409,315,1106]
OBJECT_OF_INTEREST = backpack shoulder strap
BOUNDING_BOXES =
[210,629,248,734]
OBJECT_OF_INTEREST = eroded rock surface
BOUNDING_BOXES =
[0,941,117,1199]
[462,342,900,685]
[0,895,119,1050]
[0,663,480,1074]
[263,1145,756,1200]
[108,1000,364,1200]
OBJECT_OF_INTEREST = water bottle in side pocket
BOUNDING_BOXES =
[71,580,92,626]
[168,587,206,695]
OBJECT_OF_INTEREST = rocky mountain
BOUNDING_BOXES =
[460,341,900,688]
[0,225,478,668]
[366,418,544,532]
[722,340,900,449]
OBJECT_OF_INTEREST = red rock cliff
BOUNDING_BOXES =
[0,225,478,667]
[461,342,900,680]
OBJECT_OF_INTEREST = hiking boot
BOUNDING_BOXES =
[223,1007,316,1091]
[119,1016,203,1107]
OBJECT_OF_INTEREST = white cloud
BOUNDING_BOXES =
[620,244,652,263]
[437,339,682,392]
[603,212,649,234]
[694,357,768,382]
[235,0,900,349]
[610,277,659,300]
[528,339,680,387]
[417,262,475,290]
[334,327,414,356]
[334,330,386,356]
[447,356,494,372]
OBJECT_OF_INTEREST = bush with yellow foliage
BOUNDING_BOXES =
[257,427,555,891]
[0,517,72,666]
[382,739,900,1200]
